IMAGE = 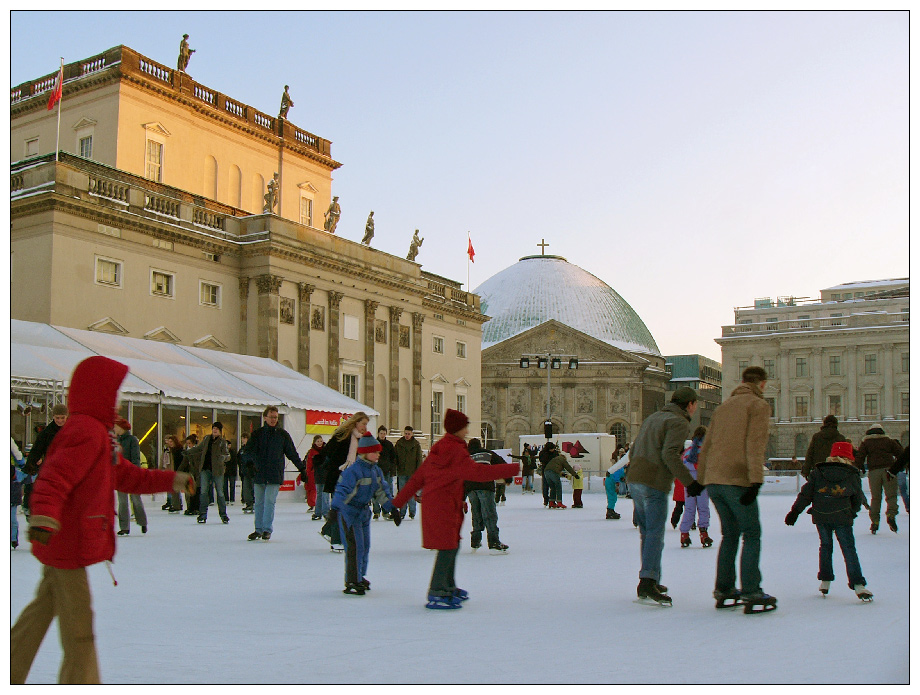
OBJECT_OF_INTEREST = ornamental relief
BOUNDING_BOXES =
[310,305,325,331]
[482,388,496,415]
[509,388,528,415]
[576,388,594,414]
[608,387,628,415]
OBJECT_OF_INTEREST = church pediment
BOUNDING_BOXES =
[143,326,180,343]
[87,316,128,335]
[192,334,227,351]
[482,319,649,365]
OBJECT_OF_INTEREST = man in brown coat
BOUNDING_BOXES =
[698,366,774,610]
[855,424,904,533]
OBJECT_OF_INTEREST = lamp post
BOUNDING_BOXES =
[519,352,578,437]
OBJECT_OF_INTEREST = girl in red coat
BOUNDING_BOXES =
[391,409,519,609]
[10,356,194,684]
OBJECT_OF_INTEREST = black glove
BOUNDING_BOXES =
[784,510,799,526]
[739,483,761,506]
[391,510,402,527]
[686,481,705,497]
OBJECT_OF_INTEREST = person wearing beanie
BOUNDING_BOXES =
[855,424,904,534]
[537,441,558,507]
[698,366,775,612]
[21,404,70,517]
[182,422,232,526]
[802,415,847,480]
[785,441,872,601]
[625,385,702,606]
[544,450,578,509]
[465,438,508,552]
[390,409,520,609]
[11,356,194,684]
[331,433,400,595]
[113,418,148,536]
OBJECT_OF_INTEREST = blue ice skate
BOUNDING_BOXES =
[426,593,463,610]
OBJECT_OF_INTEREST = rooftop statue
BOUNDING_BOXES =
[263,173,279,213]
[324,196,341,234]
[279,85,294,119]
[177,34,195,73]
[362,211,375,245]
[407,229,424,262]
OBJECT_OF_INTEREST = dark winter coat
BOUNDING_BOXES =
[391,433,519,550]
[28,357,178,570]
[331,457,394,527]
[183,434,231,479]
[23,420,64,476]
[855,431,903,472]
[802,425,847,479]
[395,436,423,476]
[464,443,503,493]
[790,460,863,527]
[117,432,141,467]
[322,431,356,490]
[544,454,577,478]
[240,423,303,485]
[627,403,696,493]
[377,437,397,478]
[521,449,536,476]
[890,446,909,475]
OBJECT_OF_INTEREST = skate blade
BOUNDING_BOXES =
[742,602,777,614]
[488,548,509,555]
[635,597,672,607]
[857,595,874,602]
[715,600,740,609]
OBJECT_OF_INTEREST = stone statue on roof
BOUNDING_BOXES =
[362,211,375,245]
[177,34,195,72]
[324,196,341,234]
[279,85,294,119]
[407,230,424,262]
[263,173,279,213]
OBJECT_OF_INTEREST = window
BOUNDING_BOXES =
[432,336,444,354]
[431,391,443,435]
[146,140,163,182]
[456,394,466,413]
[795,357,807,378]
[828,395,842,417]
[828,355,841,376]
[343,315,359,341]
[763,359,775,380]
[79,135,93,159]
[25,137,38,157]
[794,396,809,418]
[865,354,877,375]
[864,394,878,417]
[764,397,776,418]
[200,281,221,308]
[902,352,909,373]
[901,392,909,416]
[829,313,844,326]
[738,319,752,332]
[766,317,779,331]
[150,270,174,298]
[95,257,122,287]
[831,293,841,300]
[341,374,357,400]
[738,360,749,380]
[299,196,313,226]
[456,341,467,359]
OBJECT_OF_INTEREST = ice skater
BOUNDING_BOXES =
[679,427,712,548]
[785,441,873,602]
[604,465,623,519]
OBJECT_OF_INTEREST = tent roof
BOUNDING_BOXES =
[11,320,377,415]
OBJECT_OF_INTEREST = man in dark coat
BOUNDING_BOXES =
[394,425,423,519]
[373,426,397,519]
[802,415,847,479]
[114,418,147,536]
[465,439,508,552]
[855,424,904,533]
[22,404,69,516]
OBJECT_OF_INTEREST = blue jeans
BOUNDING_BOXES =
[314,483,328,517]
[11,504,19,545]
[544,470,563,501]
[816,523,865,589]
[522,474,533,491]
[630,483,668,582]
[253,483,281,534]
[199,470,227,520]
[397,475,416,517]
[897,471,909,512]
[468,490,500,546]
[708,484,763,595]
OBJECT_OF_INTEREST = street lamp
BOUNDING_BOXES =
[519,351,580,438]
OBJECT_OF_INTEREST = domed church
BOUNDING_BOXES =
[475,252,670,454]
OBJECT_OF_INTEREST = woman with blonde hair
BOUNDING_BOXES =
[320,412,369,551]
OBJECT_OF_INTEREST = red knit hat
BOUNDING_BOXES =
[829,441,855,461]
[114,417,131,431]
[444,408,469,435]
[357,433,382,455]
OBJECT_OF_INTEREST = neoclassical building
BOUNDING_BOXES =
[11,44,485,437]
[476,254,670,453]
[716,279,909,457]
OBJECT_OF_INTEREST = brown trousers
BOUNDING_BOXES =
[867,467,899,525]
[10,564,100,684]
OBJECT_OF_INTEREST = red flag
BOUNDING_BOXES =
[47,64,63,111]
[467,236,475,263]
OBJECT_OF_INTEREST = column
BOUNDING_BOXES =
[846,346,858,420]
[811,347,823,422]
[238,276,249,355]
[364,299,379,408]
[411,312,424,429]
[255,274,283,360]
[778,350,791,423]
[297,283,314,377]
[327,291,344,391]
[388,306,403,429]
[882,344,894,420]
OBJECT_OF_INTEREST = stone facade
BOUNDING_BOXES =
[716,283,909,457]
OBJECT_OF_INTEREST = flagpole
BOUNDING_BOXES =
[467,232,470,291]
[54,57,63,162]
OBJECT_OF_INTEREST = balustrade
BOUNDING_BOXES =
[144,193,181,218]
[88,175,129,203]
[194,84,216,106]
[138,58,171,84]
[193,208,225,230]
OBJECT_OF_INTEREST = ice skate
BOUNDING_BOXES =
[699,528,713,547]
[426,593,463,609]
[261,531,271,540]
[739,591,777,614]
[247,531,261,541]
[887,517,897,533]
[343,582,366,596]
[330,543,344,553]
[680,532,691,548]
[359,578,371,591]
[819,580,831,596]
[636,578,672,607]
[471,541,481,552]
[854,585,873,602]
[488,541,509,554]
[870,523,878,534]
[713,588,741,609]
[453,588,469,601]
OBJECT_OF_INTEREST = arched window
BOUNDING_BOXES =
[610,422,630,448]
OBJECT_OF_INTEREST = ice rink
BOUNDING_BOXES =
[9,481,909,684]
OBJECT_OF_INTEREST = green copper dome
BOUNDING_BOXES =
[475,255,661,356]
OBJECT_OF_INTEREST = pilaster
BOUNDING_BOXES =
[388,306,403,428]
[364,299,379,409]
[412,312,424,430]
[255,274,283,360]
[298,283,314,377]
[327,291,344,391]
[238,276,249,355]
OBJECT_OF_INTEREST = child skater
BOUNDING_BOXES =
[571,464,585,508]
[331,433,401,595]
[679,427,712,547]
[604,464,624,519]
[785,441,873,602]
[390,409,519,609]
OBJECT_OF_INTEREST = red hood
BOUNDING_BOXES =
[67,356,129,429]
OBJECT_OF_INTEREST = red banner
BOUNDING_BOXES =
[305,410,351,435]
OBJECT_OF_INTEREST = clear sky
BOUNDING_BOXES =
[9,11,908,362]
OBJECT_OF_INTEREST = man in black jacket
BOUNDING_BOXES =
[373,426,397,519]
[802,415,847,479]
[466,439,509,553]
[22,404,68,516]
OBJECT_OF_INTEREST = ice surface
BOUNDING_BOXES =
[9,486,909,684]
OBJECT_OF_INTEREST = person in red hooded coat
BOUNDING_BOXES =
[10,356,194,684]
[391,409,519,609]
